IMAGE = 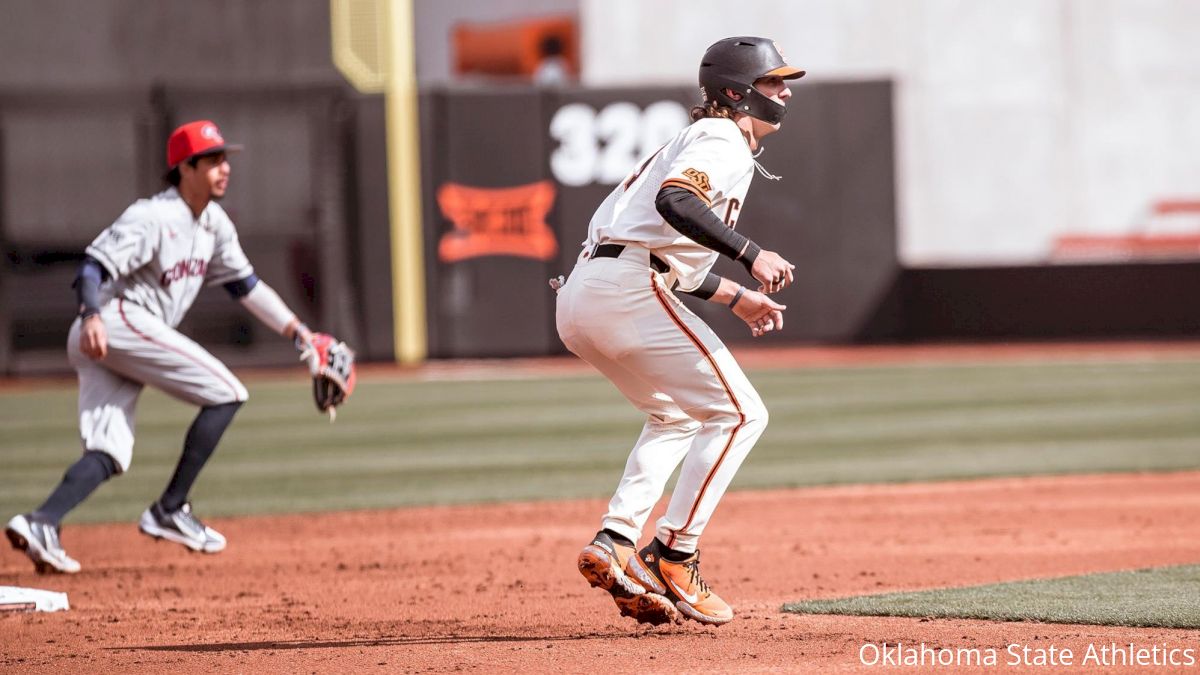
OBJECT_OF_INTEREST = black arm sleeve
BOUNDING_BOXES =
[655,186,761,272]
[223,273,261,299]
[679,272,722,300]
[73,256,109,319]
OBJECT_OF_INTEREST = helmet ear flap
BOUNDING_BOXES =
[701,73,745,110]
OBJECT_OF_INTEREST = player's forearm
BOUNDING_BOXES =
[73,256,108,319]
[655,187,761,270]
[708,276,747,306]
[680,274,746,306]
[234,278,301,337]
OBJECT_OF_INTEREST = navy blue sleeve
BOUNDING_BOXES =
[223,273,260,299]
[73,256,108,318]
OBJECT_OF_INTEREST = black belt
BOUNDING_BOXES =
[592,243,669,274]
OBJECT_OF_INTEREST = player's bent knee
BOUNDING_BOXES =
[755,406,769,429]
[741,398,769,430]
[202,400,244,412]
[201,391,247,407]
[213,380,249,405]
[188,376,248,407]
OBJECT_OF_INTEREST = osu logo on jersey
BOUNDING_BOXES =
[682,168,712,192]
[437,181,558,263]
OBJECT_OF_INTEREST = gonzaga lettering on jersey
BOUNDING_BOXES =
[160,259,209,287]
[86,187,254,327]
[583,117,754,292]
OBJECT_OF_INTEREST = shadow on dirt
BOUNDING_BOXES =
[110,631,654,652]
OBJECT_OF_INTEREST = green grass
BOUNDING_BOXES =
[784,564,1200,628]
[1,356,1199,524]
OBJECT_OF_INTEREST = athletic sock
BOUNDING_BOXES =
[158,401,242,512]
[33,451,119,525]
[659,540,693,562]
[602,528,635,548]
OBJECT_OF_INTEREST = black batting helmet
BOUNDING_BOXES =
[699,37,805,125]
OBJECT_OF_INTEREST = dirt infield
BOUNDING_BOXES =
[3,471,1199,673]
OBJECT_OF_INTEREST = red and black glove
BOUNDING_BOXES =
[296,332,357,419]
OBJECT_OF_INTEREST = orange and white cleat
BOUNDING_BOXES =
[577,530,680,626]
[627,537,733,625]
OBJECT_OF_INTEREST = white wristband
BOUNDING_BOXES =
[239,281,298,336]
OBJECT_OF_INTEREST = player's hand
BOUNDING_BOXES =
[750,250,795,294]
[292,322,318,372]
[292,322,314,349]
[80,315,108,360]
[731,289,786,338]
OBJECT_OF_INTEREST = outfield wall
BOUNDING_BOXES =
[896,262,1200,340]
[416,82,897,357]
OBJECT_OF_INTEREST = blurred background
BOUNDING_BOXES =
[2,0,1198,375]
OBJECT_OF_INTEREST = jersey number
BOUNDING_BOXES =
[549,101,689,187]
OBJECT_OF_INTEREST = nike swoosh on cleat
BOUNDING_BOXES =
[665,576,699,604]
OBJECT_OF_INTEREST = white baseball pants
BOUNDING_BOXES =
[556,244,768,553]
[67,299,248,472]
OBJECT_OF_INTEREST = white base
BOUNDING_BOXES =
[0,586,70,613]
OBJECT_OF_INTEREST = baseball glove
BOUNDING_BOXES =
[296,332,357,420]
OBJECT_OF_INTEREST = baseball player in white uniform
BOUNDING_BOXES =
[6,120,317,574]
[560,37,803,625]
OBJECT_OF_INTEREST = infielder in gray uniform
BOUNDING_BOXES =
[6,120,318,574]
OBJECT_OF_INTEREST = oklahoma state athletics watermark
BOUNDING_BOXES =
[858,642,1197,668]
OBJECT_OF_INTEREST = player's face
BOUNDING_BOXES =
[752,76,792,135]
[195,153,231,199]
[181,152,231,201]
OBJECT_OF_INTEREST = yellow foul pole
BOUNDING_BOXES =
[330,0,427,364]
[382,0,427,363]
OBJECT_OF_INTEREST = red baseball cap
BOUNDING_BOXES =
[166,120,243,168]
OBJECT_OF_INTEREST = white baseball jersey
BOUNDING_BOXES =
[86,187,254,328]
[583,117,755,292]
[557,116,771,556]
[72,187,252,471]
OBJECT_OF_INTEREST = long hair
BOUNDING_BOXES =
[690,100,736,122]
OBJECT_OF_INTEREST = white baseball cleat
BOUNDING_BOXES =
[138,502,226,553]
[6,514,82,574]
